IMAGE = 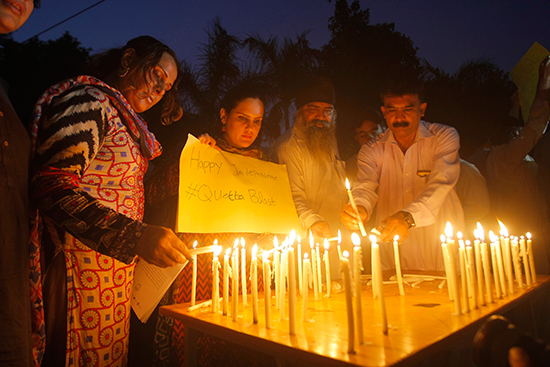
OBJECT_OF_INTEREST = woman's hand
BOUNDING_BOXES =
[134,225,192,268]
[198,133,221,151]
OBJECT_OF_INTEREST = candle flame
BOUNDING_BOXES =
[193,240,198,249]
[369,234,378,244]
[252,244,258,259]
[324,238,329,251]
[445,222,453,238]
[297,235,301,244]
[497,220,509,237]
[393,234,399,242]
[225,248,232,256]
[526,232,532,240]
[234,238,239,248]
[440,234,446,243]
[345,177,351,190]
[262,250,269,260]
[338,229,342,244]
[476,222,485,241]
[241,237,245,248]
[457,231,463,240]
[214,245,222,257]
[466,240,471,246]
[289,229,296,245]
[273,236,279,249]
[474,228,479,239]
[489,230,499,243]
[351,232,361,246]
[309,230,314,248]
[304,252,309,259]
[342,250,350,258]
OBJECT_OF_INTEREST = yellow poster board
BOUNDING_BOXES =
[176,134,301,234]
[510,42,549,122]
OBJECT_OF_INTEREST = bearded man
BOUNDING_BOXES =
[270,77,348,241]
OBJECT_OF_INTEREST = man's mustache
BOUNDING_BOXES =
[310,119,330,128]
[392,121,410,128]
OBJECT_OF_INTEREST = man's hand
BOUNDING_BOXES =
[308,221,331,239]
[134,225,192,268]
[377,212,411,242]
[340,204,367,231]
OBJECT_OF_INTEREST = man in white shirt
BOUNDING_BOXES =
[341,78,464,272]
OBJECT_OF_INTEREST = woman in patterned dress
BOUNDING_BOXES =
[135,83,277,367]
[29,36,192,367]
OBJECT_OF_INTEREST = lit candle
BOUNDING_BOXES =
[337,229,343,260]
[212,243,222,313]
[232,241,239,322]
[490,230,507,297]
[302,253,311,321]
[352,233,363,344]
[498,221,514,295]
[480,238,494,304]
[241,237,247,307]
[511,236,523,289]
[458,232,470,313]
[274,236,280,310]
[251,244,258,323]
[445,222,462,315]
[340,250,355,353]
[346,178,367,236]
[441,234,453,301]
[393,235,405,296]
[223,248,231,315]
[279,244,286,320]
[527,233,536,284]
[191,240,198,306]
[465,240,478,309]
[262,251,271,328]
[474,225,486,306]
[297,234,303,296]
[519,236,532,286]
[310,232,319,300]
[288,243,297,335]
[489,240,502,299]
[316,243,323,294]
[370,236,388,335]
[324,239,331,297]
[371,234,378,299]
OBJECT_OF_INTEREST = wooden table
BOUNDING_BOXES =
[160,275,550,367]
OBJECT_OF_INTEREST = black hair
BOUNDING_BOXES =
[350,106,385,130]
[379,77,426,104]
[88,35,183,125]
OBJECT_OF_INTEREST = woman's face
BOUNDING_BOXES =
[119,52,178,113]
[221,98,264,149]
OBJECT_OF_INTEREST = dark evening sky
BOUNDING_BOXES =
[10,0,550,74]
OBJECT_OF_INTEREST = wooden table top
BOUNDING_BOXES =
[160,275,550,367]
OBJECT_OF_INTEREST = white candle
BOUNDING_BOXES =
[480,240,494,303]
[490,241,502,299]
[337,229,343,260]
[232,242,239,322]
[465,241,478,309]
[316,244,322,293]
[490,231,507,297]
[340,251,355,352]
[274,236,280,310]
[279,245,286,320]
[527,232,537,284]
[297,235,303,296]
[223,248,231,315]
[370,236,388,335]
[519,236,532,286]
[191,240,198,306]
[474,225,486,306]
[310,232,319,300]
[302,253,310,321]
[445,223,462,315]
[323,239,331,297]
[498,222,514,295]
[288,244,297,335]
[346,178,367,236]
[458,232,469,313]
[251,244,258,323]
[371,234,378,299]
[511,237,523,289]
[441,235,453,301]
[262,251,271,328]
[393,235,405,296]
[352,233,363,344]
[241,238,247,307]
[212,244,221,313]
